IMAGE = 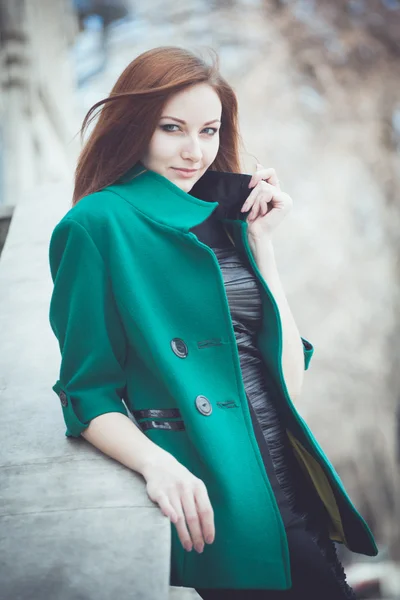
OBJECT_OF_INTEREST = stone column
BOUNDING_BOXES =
[0,0,79,206]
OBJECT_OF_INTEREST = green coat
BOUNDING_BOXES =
[49,164,377,590]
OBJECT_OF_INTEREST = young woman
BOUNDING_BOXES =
[49,46,377,599]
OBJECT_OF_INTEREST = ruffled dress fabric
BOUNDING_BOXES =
[190,216,355,600]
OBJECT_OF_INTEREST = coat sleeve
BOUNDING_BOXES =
[49,218,129,437]
[301,337,314,370]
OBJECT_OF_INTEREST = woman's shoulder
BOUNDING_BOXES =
[53,186,139,240]
[60,188,121,225]
[49,187,142,270]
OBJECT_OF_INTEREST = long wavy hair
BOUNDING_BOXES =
[73,46,242,204]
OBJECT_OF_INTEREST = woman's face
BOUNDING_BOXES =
[141,83,222,192]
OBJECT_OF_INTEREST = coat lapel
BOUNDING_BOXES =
[110,163,253,231]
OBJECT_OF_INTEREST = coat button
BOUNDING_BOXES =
[59,391,68,407]
[171,338,188,358]
[195,395,212,416]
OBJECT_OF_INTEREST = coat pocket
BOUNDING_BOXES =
[132,408,185,432]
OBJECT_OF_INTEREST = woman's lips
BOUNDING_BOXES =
[172,167,198,178]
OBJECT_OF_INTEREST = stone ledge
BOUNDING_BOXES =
[0,183,171,599]
[0,507,170,600]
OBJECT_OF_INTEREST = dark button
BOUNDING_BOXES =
[170,338,188,358]
[59,391,68,407]
[195,395,212,416]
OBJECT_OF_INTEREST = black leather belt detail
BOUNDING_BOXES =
[140,420,185,432]
[133,408,182,420]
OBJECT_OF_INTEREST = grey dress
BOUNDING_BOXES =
[190,214,355,600]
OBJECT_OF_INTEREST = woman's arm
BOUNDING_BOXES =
[82,412,215,553]
[241,165,308,400]
[249,235,305,402]
[49,218,214,553]
[81,411,170,475]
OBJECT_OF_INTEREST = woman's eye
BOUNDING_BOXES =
[160,124,218,135]
[202,127,218,136]
[160,124,180,132]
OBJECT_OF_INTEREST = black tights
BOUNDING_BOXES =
[196,521,356,600]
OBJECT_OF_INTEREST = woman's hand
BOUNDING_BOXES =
[142,452,215,554]
[241,164,293,241]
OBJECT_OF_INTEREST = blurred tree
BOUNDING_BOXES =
[72,0,129,31]
[266,0,400,561]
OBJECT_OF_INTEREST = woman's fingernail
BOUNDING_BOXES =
[185,543,193,552]
[195,544,204,553]
[205,536,213,544]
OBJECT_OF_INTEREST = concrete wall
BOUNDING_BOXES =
[0,204,13,255]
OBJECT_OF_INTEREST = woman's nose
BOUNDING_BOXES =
[181,136,202,162]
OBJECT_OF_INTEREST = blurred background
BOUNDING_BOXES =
[0,0,399,598]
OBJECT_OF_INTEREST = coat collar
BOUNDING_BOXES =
[107,162,252,232]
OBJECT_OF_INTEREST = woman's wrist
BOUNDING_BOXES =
[139,446,177,480]
[247,232,274,261]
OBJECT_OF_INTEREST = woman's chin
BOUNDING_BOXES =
[179,181,195,192]
[170,176,196,193]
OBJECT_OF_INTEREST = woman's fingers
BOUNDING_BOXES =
[241,183,260,212]
[249,165,280,190]
[144,456,215,554]
[260,198,270,216]
[181,490,205,553]
[156,492,178,523]
[169,482,215,553]
[194,480,215,545]
[170,494,194,552]
[242,184,266,216]
[248,196,261,222]
[243,181,274,221]
[245,190,264,222]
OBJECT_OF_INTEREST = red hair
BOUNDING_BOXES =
[73,46,242,204]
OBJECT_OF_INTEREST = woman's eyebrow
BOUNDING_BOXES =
[160,116,221,125]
